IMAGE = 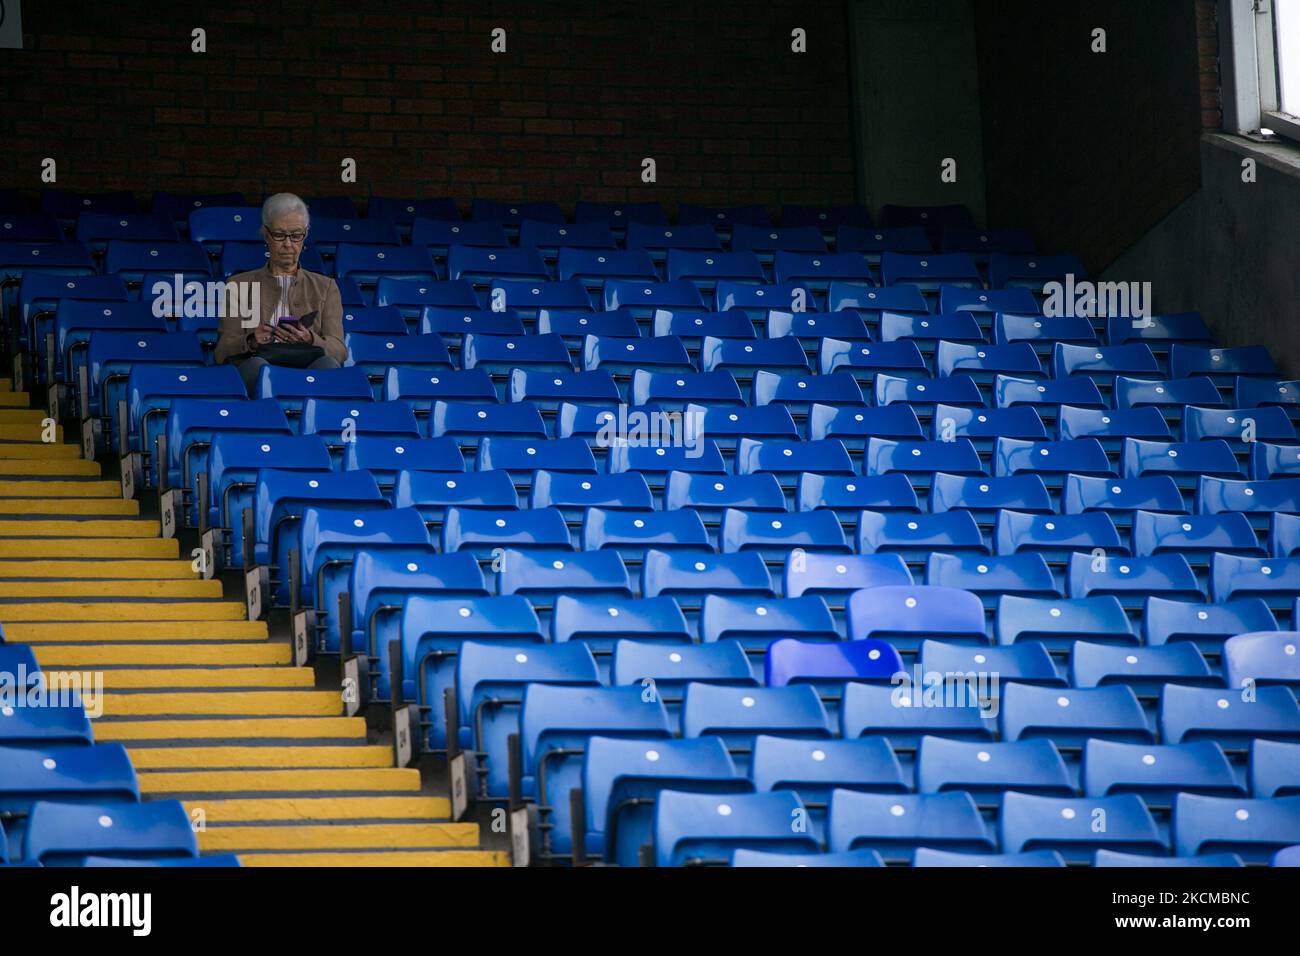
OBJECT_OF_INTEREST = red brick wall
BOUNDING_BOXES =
[1197,0,1223,130]
[0,0,857,216]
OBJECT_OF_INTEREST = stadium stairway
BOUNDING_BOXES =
[0,377,506,866]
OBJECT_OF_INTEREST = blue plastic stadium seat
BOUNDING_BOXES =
[345,332,452,389]
[640,549,773,603]
[841,681,994,748]
[936,341,1044,383]
[995,437,1114,483]
[865,438,985,486]
[22,800,197,865]
[772,251,873,291]
[931,406,1049,456]
[731,224,827,262]
[857,510,987,564]
[581,736,747,866]
[431,401,547,446]
[880,252,981,293]
[1143,596,1277,650]
[994,594,1135,650]
[498,549,630,603]
[1211,554,1300,609]
[1000,682,1152,746]
[367,197,460,235]
[611,641,756,707]
[920,639,1062,688]
[827,283,930,323]
[1275,513,1300,558]
[679,203,770,230]
[1000,791,1164,862]
[583,335,692,381]
[1061,474,1186,529]
[1223,631,1300,691]
[665,474,787,535]
[1237,377,1300,422]
[1253,441,1300,481]
[795,474,920,527]
[306,217,400,258]
[336,244,438,292]
[86,332,205,442]
[1172,793,1300,862]
[655,310,755,349]
[1082,739,1241,802]
[581,507,710,559]
[453,640,600,797]
[702,596,839,653]
[629,369,744,409]
[624,221,719,256]
[1183,405,1296,448]
[764,639,904,693]
[687,405,800,459]
[995,313,1096,348]
[104,239,210,288]
[931,474,1053,527]
[988,252,1085,291]
[807,404,922,451]
[1070,642,1216,696]
[847,584,988,651]
[827,789,994,860]
[916,737,1072,801]
[440,506,572,557]
[606,442,727,490]
[753,373,865,421]
[531,470,653,520]
[53,301,167,394]
[818,338,928,387]
[1052,342,1159,387]
[552,595,691,654]
[926,552,1060,604]
[1122,439,1245,488]
[1068,552,1204,605]
[1170,344,1278,384]
[994,510,1122,562]
[994,375,1106,420]
[653,790,817,867]
[940,226,1035,260]
[1251,739,1300,798]
[0,743,137,816]
[1115,376,1227,418]
[1132,511,1262,566]
[1107,311,1214,349]
[1056,406,1174,453]
[836,224,930,262]
[736,437,855,486]
[715,280,817,318]
[411,218,508,261]
[471,199,564,228]
[666,250,765,296]
[784,204,872,231]
[874,374,985,421]
[914,848,1066,867]
[719,509,849,561]
[783,551,913,600]
[944,287,1040,315]
[681,684,831,769]
[301,398,421,460]
[731,848,885,867]
[1160,684,1300,747]
[477,436,596,482]
[339,305,408,337]
[867,307,978,349]
[0,211,67,243]
[518,220,615,258]
[383,369,496,419]
[256,366,373,421]
[700,335,810,380]
[75,212,177,252]
[125,365,245,486]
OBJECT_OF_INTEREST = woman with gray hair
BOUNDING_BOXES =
[215,192,348,395]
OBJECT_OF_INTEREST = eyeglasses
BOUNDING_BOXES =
[266,230,307,244]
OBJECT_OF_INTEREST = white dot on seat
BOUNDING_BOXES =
[1197,610,1208,620]
[1050,608,1061,617]
[606,607,620,618]
[977,751,990,762]
[835,564,847,574]
[714,482,725,491]
[308,480,319,488]
[445,479,457,489]
[1045,522,1055,531]
[905,597,917,608]
[477,411,487,419]
[741,696,756,708]
[868,648,880,660]
[890,804,905,816]
[669,652,682,663]
[515,653,528,663]
[634,519,645,528]
[717,803,732,816]
[353,519,365,528]
[552,560,565,570]
[645,749,660,761]
[1217,698,1229,709]
[1235,808,1249,821]
[495,518,506,527]
[694,562,706,571]
[1060,808,1076,820]
[406,563,419,572]
[99,815,114,828]
[1057,696,1070,707]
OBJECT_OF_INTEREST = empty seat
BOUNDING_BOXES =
[1159,684,1300,747]
[582,507,710,559]
[1069,552,1203,605]
[1131,511,1262,564]
[782,551,914,600]
[995,594,1135,650]
[1000,682,1152,747]
[925,552,1060,603]
[999,792,1164,862]
[440,506,572,556]
[22,800,197,865]
[681,684,831,764]
[916,737,1073,801]
[611,641,756,704]
[702,596,840,652]
[995,437,1114,482]
[1251,739,1300,798]
[1070,642,1215,696]
[1082,739,1241,802]
[827,789,994,860]
[764,639,904,695]
[1170,345,1278,384]
[796,473,921,525]
[931,474,1053,528]
[664,472,786,526]
[1122,438,1244,487]
[1143,596,1277,650]
[1052,342,1159,386]
[641,550,773,602]
[1172,793,1300,862]
[551,595,691,654]
[841,680,994,748]
[1211,555,1300,608]
[914,848,1066,867]
[653,790,817,867]
[994,510,1123,561]
[857,510,987,562]
[847,584,988,651]
[1223,631,1300,691]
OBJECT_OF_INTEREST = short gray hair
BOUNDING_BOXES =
[262,192,310,230]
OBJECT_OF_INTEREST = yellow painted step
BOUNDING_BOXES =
[138,767,419,794]
[0,378,14,391]
[92,716,364,741]
[0,579,220,599]
[200,822,480,853]
[0,498,137,515]
[184,795,450,824]
[0,460,100,476]
[238,850,508,867]
[0,538,177,558]
[0,518,159,537]
[0,409,53,424]
[0,601,246,622]
[34,643,290,666]
[0,424,61,441]
[0,441,79,457]
[101,689,339,717]
[65,667,315,689]
[0,392,32,408]
[0,479,120,496]
[11,620,267,643]
[0,558,197,579]
[130,745,391,770]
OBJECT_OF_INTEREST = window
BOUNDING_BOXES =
[1223,0,1300,142]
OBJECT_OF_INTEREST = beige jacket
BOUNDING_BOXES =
[214,264,347,365]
